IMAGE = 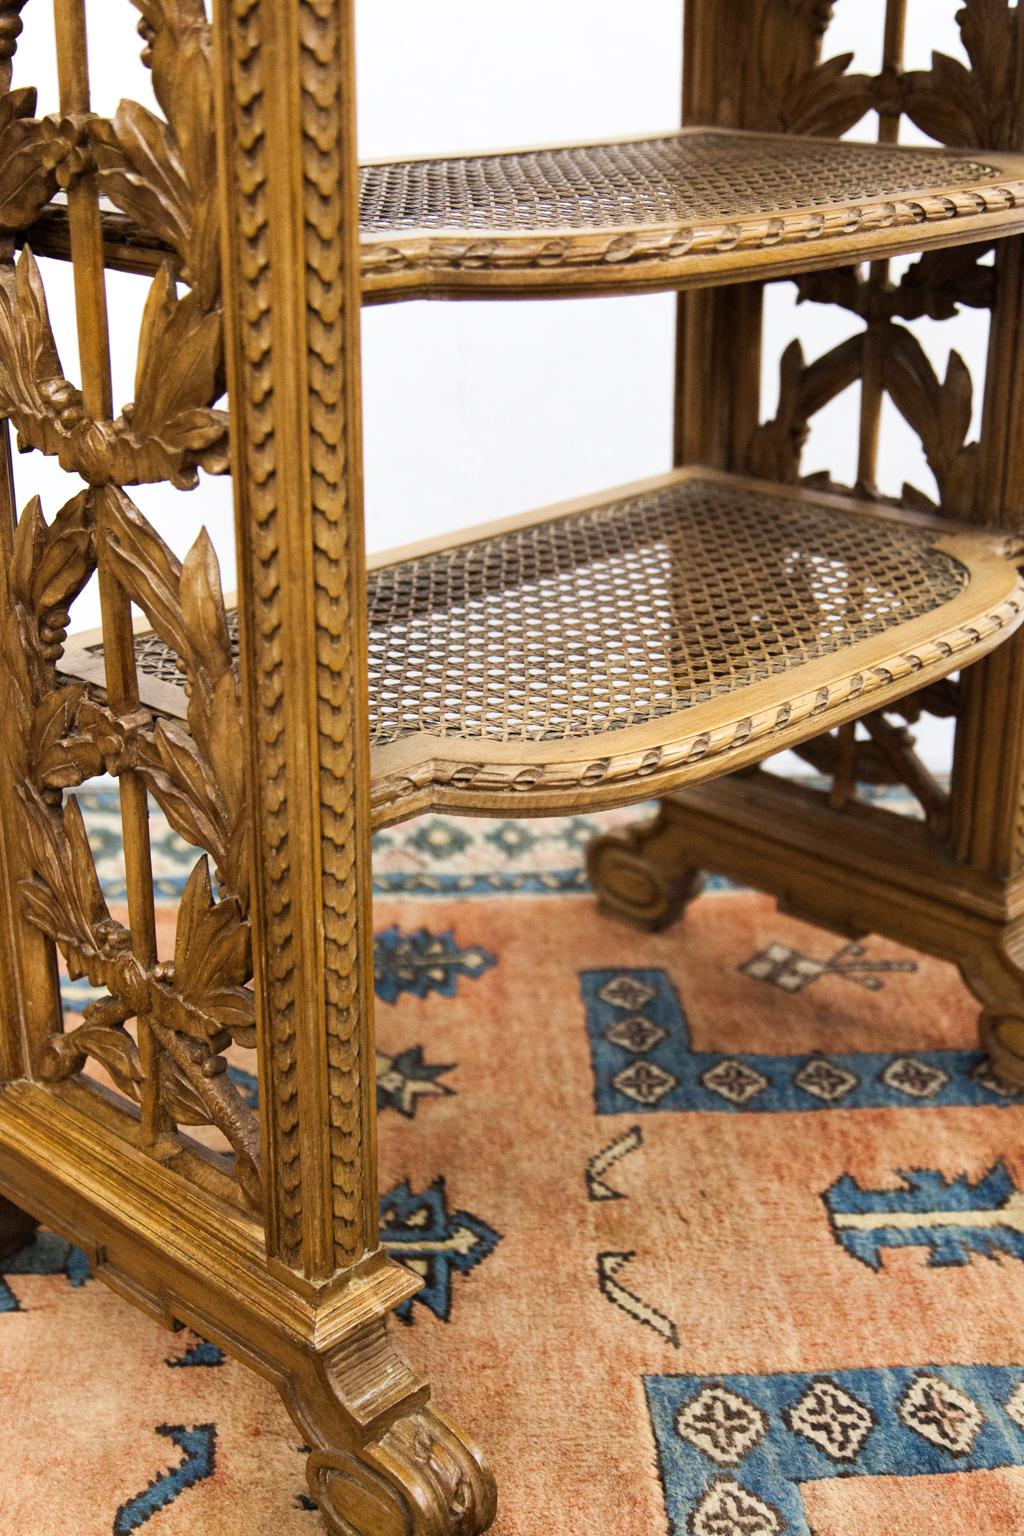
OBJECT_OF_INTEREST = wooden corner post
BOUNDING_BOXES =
[213,0,495,1527]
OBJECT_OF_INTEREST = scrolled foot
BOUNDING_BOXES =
[308,1407,496,1536]
[0,1195,36,1260]
[587,809,704,932]
[283,1318,496,1536]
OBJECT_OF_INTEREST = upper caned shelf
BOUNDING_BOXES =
[58,469,1024,826]
[24,129,1024,300]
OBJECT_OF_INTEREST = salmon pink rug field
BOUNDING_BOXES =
[4,793,1024,1535]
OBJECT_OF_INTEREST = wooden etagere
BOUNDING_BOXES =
[3,2,1024,1533]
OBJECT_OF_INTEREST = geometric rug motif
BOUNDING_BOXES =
[740,938,916,993]
[647,1366,1024,1536]
[583,967,1023,1114]
[379,1178,502,1324]
[113,1425,217,1536]
[230,1046,458,1122]
[10,798,1024,1535]
[823,1163,1024,1270]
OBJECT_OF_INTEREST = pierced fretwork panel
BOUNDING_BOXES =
[735,0,1020,834]
[0,1,259,1210]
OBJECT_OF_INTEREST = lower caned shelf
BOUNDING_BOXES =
[58,468,1024,824]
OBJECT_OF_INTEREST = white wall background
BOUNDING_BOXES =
[11,1,988,768]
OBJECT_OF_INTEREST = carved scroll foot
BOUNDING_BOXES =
[0,1196,37,1260]
[284,1320,496,1536]
[587,807,704,932]
[307,1406,496,1536]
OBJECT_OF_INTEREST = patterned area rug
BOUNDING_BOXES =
[5,791,1024,1535]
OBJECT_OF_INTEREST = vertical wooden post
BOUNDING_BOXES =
[951,3,1024,880]
[213,0,376,1281]
[674,0,762,470]
[53,0,163,1140]
[212,8,496,1526]
[856,0,908,492]
[0,421,61,1084]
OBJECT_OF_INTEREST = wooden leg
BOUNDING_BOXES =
[280,1321,496,1536]
[958,918,1024,1090]
[587,807,705,932]
[0,1196,36,1260]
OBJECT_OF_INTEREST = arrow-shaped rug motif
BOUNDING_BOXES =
[824,1163,1024,1269]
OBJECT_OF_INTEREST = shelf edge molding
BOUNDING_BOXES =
[58,468,1024,828]
[22,129,1024,302]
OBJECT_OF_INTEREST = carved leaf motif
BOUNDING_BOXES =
[144,719,226,856]
[19,790,114,953]
[179,527,232,687]
[129,266,225,453]
[92,104,191,263]
[160,1062,215,1126]
[0,87,64,234]
[94,0,220,306]
[745,335,864,483]
[3,491,96,795]
[782,53,876,138]
[890,246,996,322]
[9,491,46,608]
[28,490,93,619]
[881,326,978,514]
[902,0,1019,151]
[102,495,246,893]
[65,1024,143,1099]
[174,858,254,1039]
[0,248,70,429]
[0,251,225,487]
[99,487,189,656]
[29,686,107,790]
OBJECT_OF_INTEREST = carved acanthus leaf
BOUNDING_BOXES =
[902,0,1020,152]
[797,245,996,325]
[42,1019,144,1101]
[93,0,220,331]
[746,2,872,136]
[173,857,255,1047]
[3,490,96,789]
[781,52,877,138]
[19,788,129,970]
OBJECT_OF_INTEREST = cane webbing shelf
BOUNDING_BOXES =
[58,469,1024,825]
[24,128,1024,301]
